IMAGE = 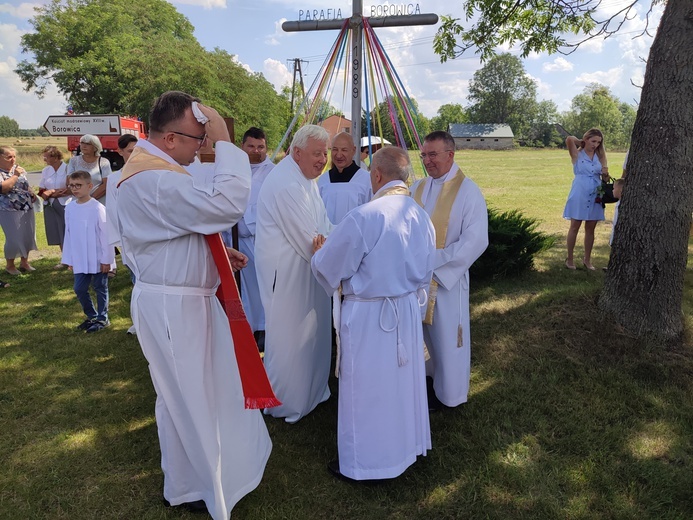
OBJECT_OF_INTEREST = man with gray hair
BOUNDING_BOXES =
[311,146,435,481]
[255,124,333,423]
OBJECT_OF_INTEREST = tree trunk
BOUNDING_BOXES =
[599,0,693,340]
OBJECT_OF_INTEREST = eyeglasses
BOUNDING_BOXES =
[1,154,16,160]
[68,183,84,189]
[419,150,453,160]
[170,130,207,148]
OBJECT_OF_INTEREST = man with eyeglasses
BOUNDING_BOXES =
[411,130,489,412]
[116,91,272,518]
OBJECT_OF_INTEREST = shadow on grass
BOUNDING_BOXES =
[1,256,692,519]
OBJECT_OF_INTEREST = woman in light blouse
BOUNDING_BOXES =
[0,146,37,275]
[38,146,70,268]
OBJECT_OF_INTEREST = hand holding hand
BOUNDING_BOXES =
[312,234,326,254]
[226,247,248,272]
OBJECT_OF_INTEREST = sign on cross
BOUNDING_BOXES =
[283,1,438,160]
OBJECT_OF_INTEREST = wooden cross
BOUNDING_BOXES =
[283,1,438,159]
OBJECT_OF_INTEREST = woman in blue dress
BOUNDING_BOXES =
[563,128,608,270]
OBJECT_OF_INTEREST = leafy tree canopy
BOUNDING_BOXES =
[433,0,659,62]
[0,116,21,137]
[362,97,430,150]
[16,0,290,147]
[561,83,636,149]
[430,103,467,132]
[466,53,538,138]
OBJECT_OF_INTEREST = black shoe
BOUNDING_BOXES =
[163,498,208,513]
[254,330,265,353]
[426,376,446,412]
[86,319,110,333]
[76,318,95,331]
[327,459,357,482]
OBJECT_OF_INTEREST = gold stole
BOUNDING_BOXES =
[372,183,411,200]
[413,169,466,326]
[119,146,189,184]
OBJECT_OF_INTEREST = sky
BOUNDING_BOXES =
[0,0,664,130]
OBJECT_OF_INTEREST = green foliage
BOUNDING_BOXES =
[561,83,636,149]
[524,100,563,147]
[361,96,430,149]
[430,103,468,132]
[467,53,538,139]
[433,1,597,62]
[16,0,198,112]
[471,207,555,280]
[16,0,291,148]
[0,116,20,137]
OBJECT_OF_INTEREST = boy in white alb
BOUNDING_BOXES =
[62,169,114,333]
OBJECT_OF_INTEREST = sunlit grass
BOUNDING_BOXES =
[0,149,691,519]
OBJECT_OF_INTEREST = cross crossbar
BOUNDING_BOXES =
[282,1,438,158]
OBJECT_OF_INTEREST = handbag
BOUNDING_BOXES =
[597,176,619,207]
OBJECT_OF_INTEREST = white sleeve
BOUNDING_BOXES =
[311,213,367,294]
[433,184,489,290]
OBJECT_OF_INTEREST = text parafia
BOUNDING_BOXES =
[297,4,422,21]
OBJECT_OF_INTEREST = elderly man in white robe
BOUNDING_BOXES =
[116,91,272,518]
[318,131,372,224]
[312,146,436,481]
[255,124,333,423]
[411,130,488,410]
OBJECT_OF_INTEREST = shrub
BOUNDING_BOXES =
[471,207,555,280]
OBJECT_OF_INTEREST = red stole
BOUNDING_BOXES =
[120,147,280,409]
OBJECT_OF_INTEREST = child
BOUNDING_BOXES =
[610,178,625,246]
[62,170,114,333]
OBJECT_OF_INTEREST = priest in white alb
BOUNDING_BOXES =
[311,146,436,481]
[255,124,333,423]
[222,127,274,343]
[317,131,372,224]
[411,130,488,410]
[116,91,273,519]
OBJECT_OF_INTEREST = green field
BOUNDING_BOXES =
[1,148,692,519]
[0,136,70,171]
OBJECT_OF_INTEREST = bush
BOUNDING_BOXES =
[471,207,555,280]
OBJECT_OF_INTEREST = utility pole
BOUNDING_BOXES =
[287,58,307,115]
[283,1,438,161]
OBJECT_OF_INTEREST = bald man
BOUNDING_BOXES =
[317,132,372,225]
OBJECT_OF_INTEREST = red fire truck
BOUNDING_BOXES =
[44,114,147,170]
[65,116,147,170]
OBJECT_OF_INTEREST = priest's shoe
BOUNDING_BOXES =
[163,498,208,513]
[327,459,358,483]
[426,376,447,412]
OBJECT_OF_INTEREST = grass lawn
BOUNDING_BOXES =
[1,148,692,519]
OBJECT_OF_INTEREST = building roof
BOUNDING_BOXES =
[321,114,350,124]
[448,123,514,138]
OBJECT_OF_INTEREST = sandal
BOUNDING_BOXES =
[565,259,576,270]
[0,280,9,288]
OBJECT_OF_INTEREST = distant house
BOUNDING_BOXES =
[319,115,351,142]
[448,123,514,150]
